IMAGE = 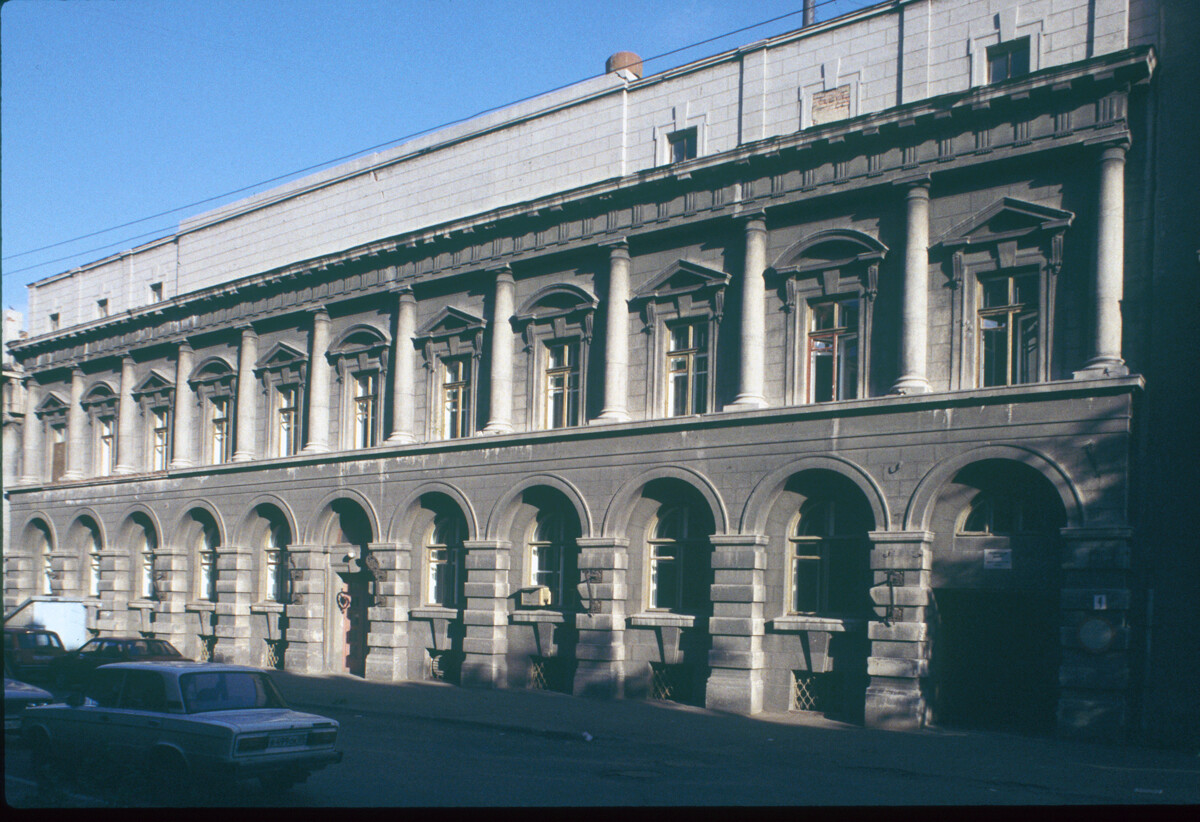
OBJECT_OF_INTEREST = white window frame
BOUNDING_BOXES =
[425,514,464,608]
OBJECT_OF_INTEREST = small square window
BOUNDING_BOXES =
[987,37,1030,83]
[667,127,697,163]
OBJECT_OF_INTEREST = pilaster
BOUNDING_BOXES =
[573,537,629,698]
[114,356,137,474]
[302,311,331,453]
[62,367,85,480]
[284,544,330,674]
[864,531,933,731]
[364,542,412,682]
[596,242,632,422]
[729,215,769,410]
[232,327,259,462]
[482,270,516,434]
[460,539,511,686]
[213,545,254,664]
[891,179,932,395]
[169,343,196,469]
[705,535,767,714]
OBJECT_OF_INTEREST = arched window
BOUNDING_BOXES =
[958,491,1052,536]
[789,498,868,615]
[426,514,465,608]
[528,512,572,607]
[648,505,708,613]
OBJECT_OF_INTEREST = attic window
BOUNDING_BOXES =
[97,299,109,318]
[150,282,163,302]
[49,313,60,331]
[987,37,1030,83]
[668,127,697,163]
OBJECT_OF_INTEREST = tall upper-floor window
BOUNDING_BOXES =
[978,272,1039,387]
[50,423,67,482]
[96,417,116,476]
[440,357,471,440]
[666,320,708,417]
[151,408,170,471]
[352,372,378,449]
[987,36,1030,83]
[544,342,580,430]
[276,386,300,457]
[808,297,860,403]
[209,396,231,465]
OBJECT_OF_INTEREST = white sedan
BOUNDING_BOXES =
[21,660,342,798]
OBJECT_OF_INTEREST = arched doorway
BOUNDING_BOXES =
[325,500,375,678]
[927,460,1065,734]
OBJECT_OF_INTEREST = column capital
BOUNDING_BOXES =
[488,264,515,284]
[600,237,630,254]
[742,211,767,230]
[893,173,931,191]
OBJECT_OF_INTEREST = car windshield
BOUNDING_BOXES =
[18,633,62,649]
[179,671,288,713]
[128,640,181,657]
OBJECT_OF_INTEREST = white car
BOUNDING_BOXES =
[22,661,342,798]
[4,672,54,732]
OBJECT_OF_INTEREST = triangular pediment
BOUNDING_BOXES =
[132,370,173,395]
[255,341,307,371]
[35,392,68,414]
[635,260,729,300]
[939,198,1074,248]
[416,305,487,340]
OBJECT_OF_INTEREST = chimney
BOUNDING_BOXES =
[803,0,816,27]
[606,51,643,80]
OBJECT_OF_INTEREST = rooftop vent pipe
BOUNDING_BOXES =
[606,51,643,79]
[803,0,816,27]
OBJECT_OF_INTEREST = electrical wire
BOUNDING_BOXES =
[1,0,880,281]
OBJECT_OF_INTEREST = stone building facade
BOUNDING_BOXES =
[4,0,1197,744]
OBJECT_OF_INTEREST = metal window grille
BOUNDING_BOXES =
[650,662,692,703]
[427,649,461,684]
[265,639,287,670]
[792,671,840,713]
[529,655,570,693]
[199,636,218,663]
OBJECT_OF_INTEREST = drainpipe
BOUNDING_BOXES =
[803,0,816,27]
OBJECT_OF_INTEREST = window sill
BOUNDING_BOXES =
[770,615,866,633]
[629,612,698,629]
[128,600,159,610]
[250,601,286,614]
[185,601,217,613]
[510,610,565,624]
[410,606,460,620]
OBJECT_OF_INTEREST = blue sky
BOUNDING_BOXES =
[1,0,874,320]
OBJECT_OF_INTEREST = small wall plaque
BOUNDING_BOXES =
[983,548,1012,569]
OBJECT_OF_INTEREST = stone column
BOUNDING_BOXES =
[283,544,329,674]
[169,342,196,469]
[706,535,767,713]
[302,311,331,453]
[114,356,137,474]
[1076,143,1130,378]
[891,180,932,394]
[20,378,42,484]
[1057,526,1133,741]
[386,290,417,445]
[214,544,254,665]
[483,269,515,435]
[232,327,258,462]
[730,216,769,410]
[864,531,933,731]
[62,367,86,480]
[364,542,412,681]
[573,537,629,698]
[460,539,511,686]
[597,242,632,422]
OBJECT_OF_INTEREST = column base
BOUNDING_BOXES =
[232,451,255,462]
[726,394,768,411]
[864,683,926,731]
[1056,693,1128,742]
[168,459,194,470]
[60,471,83,481]
[113,464,136,475]
[384,433,417,446]
[705,669,763,714]
[1073,359,1130,379]
[593,409,631,423]
[889,376,931,395]
[300,443,330,455]
[481,422,514,435]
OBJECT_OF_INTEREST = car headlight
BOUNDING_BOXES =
[236,735,269,753]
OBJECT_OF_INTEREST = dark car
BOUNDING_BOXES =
[47,637,186,688]
[4,627,66,681]
[4,660,55,733]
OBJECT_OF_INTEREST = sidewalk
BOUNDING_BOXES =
[271,671,1200,805]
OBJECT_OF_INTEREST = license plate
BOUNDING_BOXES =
[269,732,306,748]
[4,718,21,731]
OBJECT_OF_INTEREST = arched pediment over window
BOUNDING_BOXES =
[188,356,235,389]
[516,283,599,320]
[773,229,888,276]
[81,382,117,412]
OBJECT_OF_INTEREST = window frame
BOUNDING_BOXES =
[805,295,861,404]
[189,358,237,467]
[667,126,698,163]
[975,269,1042,388]
[645,505,709,615]
[34,392,69,483]
[515,283,598,431]
[255,342,308,459]
[132,370,175,473]
[416,306,486,441]
[987,36,1031,84]
[81,383,119,478]
[425,514,465,608]
[787,499,868,617]
[328,325,390,452]
[438,356,472,440]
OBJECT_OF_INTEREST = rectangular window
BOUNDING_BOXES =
[142,552,156,599]
[440,357,471,439]
[49,313,60,332]
[544,341,580,429]
[353,373,377,448]
[277,386,299,457]
[150,282,163,302]
[649,542,681,610]
[199,552,217,602]
[426,547,458,607]
[50,423,67,481]
[978,272,1039,387]
[152,408,170,471]
[89,553,102,598]
[666,321,708,416]
[210,397,230,465]
[808,297,859,403]
[668,127,697,163]
[987,37,1030,83]
[97,417,115,476]
[97,299,109,318]
[791,541,824,613]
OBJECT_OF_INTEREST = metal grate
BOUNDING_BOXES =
[529,655,570,693]
[650,662,691,703]
[199,636,218,663]
[265,639,286,670]
[427,649,461,684]
[792,671,839,713]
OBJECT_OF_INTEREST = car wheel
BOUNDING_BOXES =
[153,750,194,806]
[27,729,56,789]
